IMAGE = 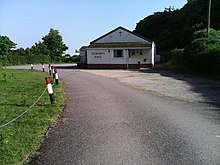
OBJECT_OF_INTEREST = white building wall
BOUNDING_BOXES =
[129,49,151,64]
[79,50,87,63]
[111,49,127,64]
[87,49,111,64]
[149,49,152,63]
[87,48,153,65]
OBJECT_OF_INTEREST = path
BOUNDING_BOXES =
[27,65,220,165]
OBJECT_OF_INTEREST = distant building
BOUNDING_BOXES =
[79,26,156,69]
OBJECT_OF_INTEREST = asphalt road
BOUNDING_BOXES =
[28,66,220,165]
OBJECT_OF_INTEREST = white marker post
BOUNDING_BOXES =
[49,64,52,76]
[51,66,55,79]
[42,63,45,72]
[45,77,55,104]
[54,69,59,84]
[30,63,33,70]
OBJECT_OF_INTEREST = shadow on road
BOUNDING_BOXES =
[138,69,220,107]
[53,64,220,107]
[54,65,78,69]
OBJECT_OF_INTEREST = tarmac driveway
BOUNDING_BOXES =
[28,65,220,165]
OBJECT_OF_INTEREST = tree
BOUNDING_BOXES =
[134,0,220,53]
[184,28,220,54]
[171,28,220,75]
[42,28,68,62]
[0,36,16,65]
[212,0,220,29]
[70,55,80,63]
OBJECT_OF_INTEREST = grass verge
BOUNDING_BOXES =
[0,68,64,164]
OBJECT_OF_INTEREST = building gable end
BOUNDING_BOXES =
[90,26,152,44]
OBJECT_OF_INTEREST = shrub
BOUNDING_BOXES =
[70,55,80,63]
[184,29,220,55]
[170,29,220,79]
[171,48,184,65]
[193,48,220,76]
[62,55,80,63]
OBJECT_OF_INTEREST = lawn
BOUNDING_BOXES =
[0,68,64,164]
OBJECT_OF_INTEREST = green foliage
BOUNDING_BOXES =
[134,0,220,52]
[0,36,16,66]
[193,48,220,74]
[70,55,80,63]
[171,48,184,65]
[0,69,64,164]
[62,55,80,63]
[171,29,220,79]
[184,28,220,54]
[1,72,7,82]
[0,28,68,66]
[42,28,68,62]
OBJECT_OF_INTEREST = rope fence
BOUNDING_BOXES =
[0,87,47,129]
[0,64,60,129]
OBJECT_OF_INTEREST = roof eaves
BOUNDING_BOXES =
[90,26,153,44]
[90,26,122,44]
[87,42,151,48]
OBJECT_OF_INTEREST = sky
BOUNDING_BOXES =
[0,0,187,55]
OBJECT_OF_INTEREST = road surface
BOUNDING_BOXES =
[19,65,219,164]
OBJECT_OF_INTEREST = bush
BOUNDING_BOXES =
[184,29,220,55]
[5,53,51,66]
[171,48,184,65]
[193,48,220,75]
[62,55,80,63]
[170,29,220,79]
[28,54,51,64]
[70,55,80,63]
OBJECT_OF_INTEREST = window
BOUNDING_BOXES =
[140,50,143,55]
[114,50,123,58]
[130,49,136,55]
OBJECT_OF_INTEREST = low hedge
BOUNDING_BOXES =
[193,48,220,77]
[171,48,220,79]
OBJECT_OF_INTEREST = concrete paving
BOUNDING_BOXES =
[24,65,220,165]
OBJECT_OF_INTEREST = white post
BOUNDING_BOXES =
[45,77,55,104]
[151,42,155,67]
[30,63,33,69]
[42,63,45,72]
[126,49,129,70]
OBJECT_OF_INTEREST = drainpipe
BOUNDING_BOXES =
[126,49,129,70]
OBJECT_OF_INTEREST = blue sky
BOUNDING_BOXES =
[0,0,187,54]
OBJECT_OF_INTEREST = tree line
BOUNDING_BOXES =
[134,0,220,78]
[134,0,220,55]
[0,28,79,66]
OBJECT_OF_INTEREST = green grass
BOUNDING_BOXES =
[0,68,64,164]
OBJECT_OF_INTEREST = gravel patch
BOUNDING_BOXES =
[81,69,220,105]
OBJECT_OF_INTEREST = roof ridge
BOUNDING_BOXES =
[90,26,152,44]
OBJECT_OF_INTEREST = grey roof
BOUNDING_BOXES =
[90,26,152,44]
[86,42,151,49]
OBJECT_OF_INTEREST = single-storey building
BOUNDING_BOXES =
[79,26,156,69]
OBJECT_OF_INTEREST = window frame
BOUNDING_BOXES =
[114,50,123,58]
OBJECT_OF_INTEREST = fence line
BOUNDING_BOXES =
[0,87,47,129]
